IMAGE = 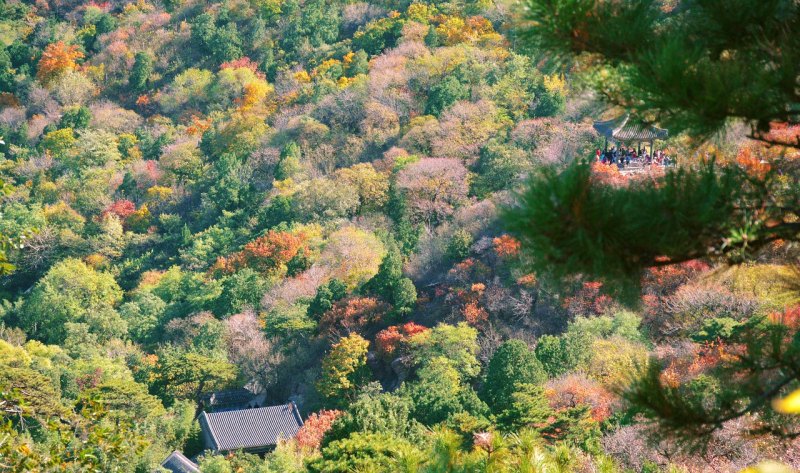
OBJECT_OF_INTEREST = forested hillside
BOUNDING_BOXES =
[0,0,799,471]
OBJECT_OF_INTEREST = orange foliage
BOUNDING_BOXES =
[319,297,390,337]
[492,234,521,258]
[103,199,136,219]
[375,322,429,358]
[37,41,84,83]
[641,260,711,295]
[0,93,19,107]
[295,409,343,450]
[400,322,428,337]
[658,340,736,388]
[545,374,616,422]
[462,300,488,326]
[736,145,771,178]
[563,281,615,316]
[186,115,212,136]
[769,305,800,329]
[736,123,800,175]
[517,273,537,287]
[375,326,403,358]
[212,230,305,275]
[135,94,151,106]
[591,161,628,186]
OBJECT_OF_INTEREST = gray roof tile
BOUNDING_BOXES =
[594,114,668,142]
[199,403,304,452]
[160,450,200,473]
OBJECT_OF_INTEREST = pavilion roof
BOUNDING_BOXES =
[199,403,303,452]
[593,114,668,142]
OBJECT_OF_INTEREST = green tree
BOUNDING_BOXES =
[58,105,91,130]
[481,340,547,416]
[154,350,238,410]
[275,141,302,180]
[77,379,166,421]
[0,48,14,93]
[308,278,347,319]
[445,229,473,262]
[325,388,423,445]
[129,51,153,91]
[20,258,125,344]
[514,0,800,443]
[510,0,800,296]
[402,356,489,426]
[215,268,269,316]
[119,291,167,344]
[472,139,528,198]
[364,239,417,317]
[391,277,417,318]
[535,334,583,378]
[408,323,480,380]
[425,75,469,117]
[309,432,417,473]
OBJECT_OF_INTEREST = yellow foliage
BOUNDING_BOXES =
[294,70,311,83]
[711,264,800,311]
[127,204,152,232]
[123,0,155,15]
[407,2,435,22]
[740,462,795,473]
[239,80,271,112]
[318,226,386,290]
[84,253,109,269]
[317,333,370,400]
[84,63,106,83]
[145,185,173,201]
[272,178,298,196]
[43,201,85,230]
[435,15,496,46]
[316,59,342,75]
[543,73,567,96]
[587,337,648,389]
[0,339,31,368]
[41,128,76,157]
[772,388,800,414]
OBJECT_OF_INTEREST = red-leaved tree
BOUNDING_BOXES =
[295,409,343,450]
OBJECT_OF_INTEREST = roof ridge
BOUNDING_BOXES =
[200,411,221,451]
[290,401,304,427]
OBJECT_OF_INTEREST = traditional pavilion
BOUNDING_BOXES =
[593,114,668,155]
[198,403,304,454]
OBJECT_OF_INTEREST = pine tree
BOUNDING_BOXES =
[512,0,800,445]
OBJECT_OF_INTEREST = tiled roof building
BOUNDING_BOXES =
[159,450,200,473]
[593,114,668,142]
[199,403,304,453]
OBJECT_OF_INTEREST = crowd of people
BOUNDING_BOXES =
[595,146,673,168]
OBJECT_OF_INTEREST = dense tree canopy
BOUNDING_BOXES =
[0,0,797,470]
